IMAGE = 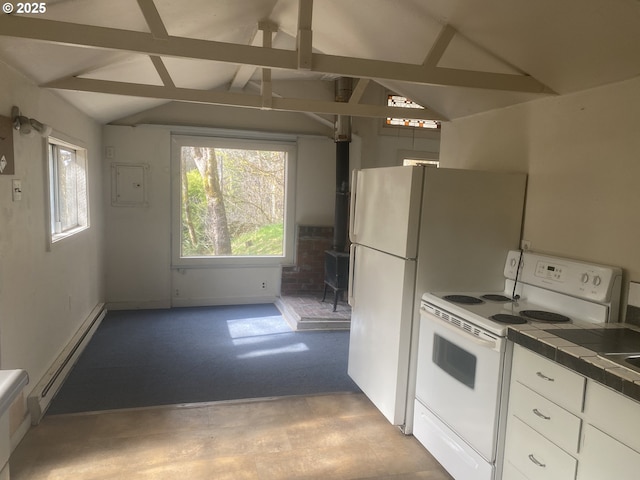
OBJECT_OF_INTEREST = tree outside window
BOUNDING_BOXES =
[177,142,290,259]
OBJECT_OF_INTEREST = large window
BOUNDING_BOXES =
[172,135,296,265]
[47,137,89,244]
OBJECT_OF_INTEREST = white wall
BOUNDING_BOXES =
[353,82,441,169]
[0,62,104,393]
[103,126,172,309]
[355,118,441,169]
[439,76,640,318]
[103,125,344,308]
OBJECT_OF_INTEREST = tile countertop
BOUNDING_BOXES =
[507,322,640,403]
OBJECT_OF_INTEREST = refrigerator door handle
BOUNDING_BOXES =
[348,244,357,306]
[349,169,359,244]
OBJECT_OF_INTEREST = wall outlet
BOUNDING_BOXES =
[521,240,531,251]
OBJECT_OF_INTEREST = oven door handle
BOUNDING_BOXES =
[421,307,497,350]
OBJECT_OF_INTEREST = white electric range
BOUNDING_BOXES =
[412,250,623,480]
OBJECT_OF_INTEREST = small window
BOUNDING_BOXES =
[386,94,441,130]
[47,137,89,244]
[403,159,439,167]
[398,149,440,167]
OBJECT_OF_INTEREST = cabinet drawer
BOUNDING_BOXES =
[510,381,582,453]
[504,416,577,480]
[512,345,585,412]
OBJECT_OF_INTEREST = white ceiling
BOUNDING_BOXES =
[1,0,639,125]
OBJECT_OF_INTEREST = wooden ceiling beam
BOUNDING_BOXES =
[41,76,449,120]
[149,55,175,88]
[0,15,293,69]
[296,0,313,70]
[259,21,277,109]
[136,0,169,40]
[349,78,370,105]
[423,24,456,69]
[0,14,553,93]
[229,28,262,92]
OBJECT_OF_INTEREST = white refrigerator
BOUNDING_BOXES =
[347,166,526,432]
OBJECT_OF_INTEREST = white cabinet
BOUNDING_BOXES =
[577,380,640,480]
[578,425,640,480]
[502,345,584,480]
[503,345,640,480]
[583,379,640,453]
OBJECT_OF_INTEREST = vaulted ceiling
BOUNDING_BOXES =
[1,0,639,126]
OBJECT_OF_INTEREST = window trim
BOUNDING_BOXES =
[45,135,90,249]
[170,134,297,268]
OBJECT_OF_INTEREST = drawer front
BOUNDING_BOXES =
[512,345,585,412]
[413,400,494,480]
[504,416,577,480]
[510,381,582,453]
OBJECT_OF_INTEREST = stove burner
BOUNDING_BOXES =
[443,295,483,305]
[481,294,513,302]
[490,314,527,324]
[520,310,570,323]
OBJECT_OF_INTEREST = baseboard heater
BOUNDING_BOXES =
[27,303,106,425]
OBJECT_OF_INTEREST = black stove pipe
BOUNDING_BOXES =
[332,77,352,252]
[333,141,350,252]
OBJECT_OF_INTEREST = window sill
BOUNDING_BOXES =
[49,225,89,248]
[171,255,291,269]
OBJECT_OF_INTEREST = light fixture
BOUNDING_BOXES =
[29,118,52,137]
[11,106,51,137]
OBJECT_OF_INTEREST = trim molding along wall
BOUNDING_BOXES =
[27,303,106,425]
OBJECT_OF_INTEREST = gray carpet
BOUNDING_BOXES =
[47,304,359,414]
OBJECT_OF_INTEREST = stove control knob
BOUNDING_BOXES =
[593,275,602,286]
[581,273,590,284]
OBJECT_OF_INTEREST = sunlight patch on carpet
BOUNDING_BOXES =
[226,315,292,338]
[236,342,310,359]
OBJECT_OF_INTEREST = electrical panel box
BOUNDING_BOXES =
[111,163,149,207]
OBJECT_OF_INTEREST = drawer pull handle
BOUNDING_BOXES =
[528,454,546,468]
[532,408,551,420]
[536,371,555,382]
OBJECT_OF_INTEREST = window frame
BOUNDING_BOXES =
[45,135,90,248]
[170,133,297,268]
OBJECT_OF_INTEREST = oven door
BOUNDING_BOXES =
[415,307,506,462]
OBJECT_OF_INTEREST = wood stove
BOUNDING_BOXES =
[322,250,350,311]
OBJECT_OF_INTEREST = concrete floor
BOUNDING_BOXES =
[11,393,453,480]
